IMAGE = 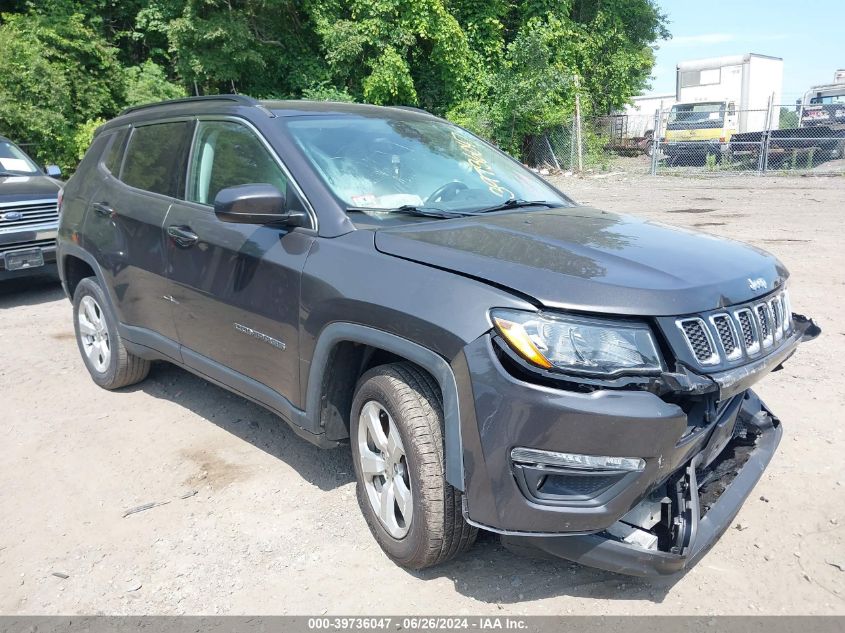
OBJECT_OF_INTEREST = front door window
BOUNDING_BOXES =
[187,121,287,206]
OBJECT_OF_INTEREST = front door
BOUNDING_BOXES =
[165,118,313,408]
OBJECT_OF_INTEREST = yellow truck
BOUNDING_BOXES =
[661,54,783,164]
[662,100,738,163]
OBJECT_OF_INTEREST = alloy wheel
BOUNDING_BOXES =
[78,295,111,373]
[357,400,413,539]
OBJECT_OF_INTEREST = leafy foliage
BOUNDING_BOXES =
[779,107,799,130]
[0,10,124,170]
[0,0,667,169]
[125,60,186,106]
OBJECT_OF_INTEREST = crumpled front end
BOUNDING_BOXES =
[456,289,820,576]
[501,390,781,576]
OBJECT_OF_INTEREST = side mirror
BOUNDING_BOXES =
[45,165,62,178]
[213,183,306,227]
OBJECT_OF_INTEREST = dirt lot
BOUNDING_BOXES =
[1,175,843,615]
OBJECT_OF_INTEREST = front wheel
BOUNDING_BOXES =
[350,362,477,569]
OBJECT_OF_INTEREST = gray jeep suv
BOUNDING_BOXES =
[57,95,819,576]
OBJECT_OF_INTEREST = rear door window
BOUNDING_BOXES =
[121,121,192,198]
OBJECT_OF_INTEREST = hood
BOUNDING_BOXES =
[374,207,789,316]
[0,174,61,204]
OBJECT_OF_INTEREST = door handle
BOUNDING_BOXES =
[167,225,199,248]
[92,201,114,217]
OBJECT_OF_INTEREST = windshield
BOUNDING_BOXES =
[667,102,726,128]
[285,116,568,216]
[0,140,40,175]
[809,94,845,105]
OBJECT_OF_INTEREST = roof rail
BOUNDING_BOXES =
[119,94,260,117]
[389,105,432,115]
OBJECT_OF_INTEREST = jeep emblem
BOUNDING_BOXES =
[748,277,767,291]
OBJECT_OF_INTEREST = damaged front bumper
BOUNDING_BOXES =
[656,313,821,400]
[457,313,819,577]
[502,391,781,576]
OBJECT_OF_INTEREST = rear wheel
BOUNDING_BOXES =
[72,277,150,389]
[350,362,477,569]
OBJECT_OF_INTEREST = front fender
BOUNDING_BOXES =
[305,322,466,489]
[298,231,535,489]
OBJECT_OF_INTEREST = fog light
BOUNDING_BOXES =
[511,447,645,472]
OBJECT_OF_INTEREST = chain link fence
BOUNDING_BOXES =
[526,114,658,174]
[526,104,845,176]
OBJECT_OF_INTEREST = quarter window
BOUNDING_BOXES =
[121,121,192,197]
[102,127,129,175]
[187,121,287,205]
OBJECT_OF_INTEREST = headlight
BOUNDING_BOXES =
[491,309,663,377]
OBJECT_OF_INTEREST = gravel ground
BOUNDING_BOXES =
[0,174,843,615]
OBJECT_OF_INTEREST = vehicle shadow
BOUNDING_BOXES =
[0,271,63,309]
[131,361,355,492]
[409,531,680,604]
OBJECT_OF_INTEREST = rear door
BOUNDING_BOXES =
[82,119,193,351]
[86,120,194,346]
[165,118,314,407]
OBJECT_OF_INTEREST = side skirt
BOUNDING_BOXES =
[119,324,339,449]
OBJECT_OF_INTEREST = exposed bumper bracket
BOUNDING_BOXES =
[503,395,782,577]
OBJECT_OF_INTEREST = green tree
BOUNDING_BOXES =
[158,0,328,97]
[0,0,668,166]
[779,107,799,130]
[0,10,125,169]
[124,60,186,106]
[309,0,474,111]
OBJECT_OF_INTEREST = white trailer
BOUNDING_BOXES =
[674,53,783,134]
[622,94,676,137]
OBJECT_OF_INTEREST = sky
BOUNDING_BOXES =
[650,0,844,103]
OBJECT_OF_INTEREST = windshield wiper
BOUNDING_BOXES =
[347,205,470,219]
[0,171,20,177]
[474,199,560,214]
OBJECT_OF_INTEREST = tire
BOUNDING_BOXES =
[643,130,655,157]
[350,362,477,569]
[72,276,150,390]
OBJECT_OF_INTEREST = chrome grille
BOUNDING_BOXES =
[770,297,783,341]
[0,237,56,254]
[676,289,792,367]
[0,199,59,229]
[756,305,770,338]
[735,308,760,355]
[773,293,790,336]
[711,314,741,360]
[678,318,719,365]
[781,291,792,332]
[737,310,754,346]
